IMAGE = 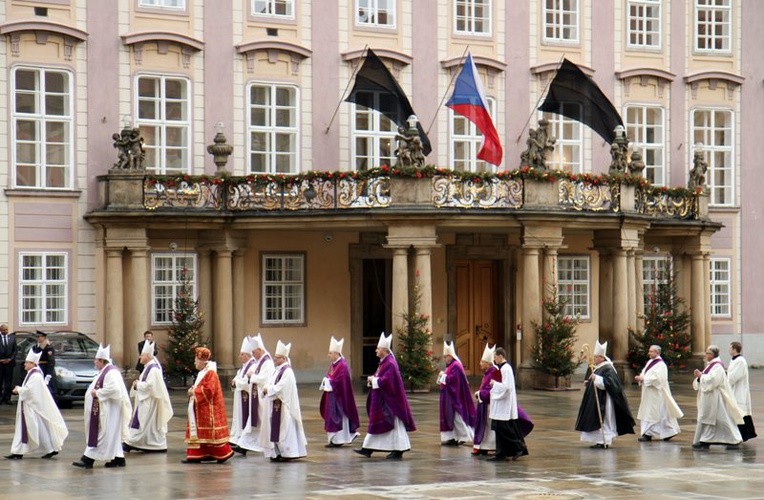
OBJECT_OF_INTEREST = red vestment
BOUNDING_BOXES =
[185,369,233,461]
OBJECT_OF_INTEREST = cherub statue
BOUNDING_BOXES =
[111,128,131,170]
[111,126,146,170]
[128,128,145,170]
[394,117,426,168]
[520,128,542,168]
[689,149,708,191]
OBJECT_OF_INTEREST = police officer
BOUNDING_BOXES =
[0,324,16,404]
[34,331,56,399]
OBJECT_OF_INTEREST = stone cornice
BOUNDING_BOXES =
[342,48,412,66]
[236,40,312,59]
[684,70,745,86]
[0,19,88,41]
[615,67,676,82]
[531,61,594,77]
[121,30,204,51]
[441,55,506,72]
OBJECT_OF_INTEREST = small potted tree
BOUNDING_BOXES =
[531,293,582,390]
[396,285,438,392]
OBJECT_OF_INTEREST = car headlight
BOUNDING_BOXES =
[55,367,75,379]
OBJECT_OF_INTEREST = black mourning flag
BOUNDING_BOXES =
[538,58,623,144]
[345,49,432,155]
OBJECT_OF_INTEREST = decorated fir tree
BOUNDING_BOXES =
[627,268,691,371]
[396,285,438,392]
[164,268,206,385]
[531,292,582,387]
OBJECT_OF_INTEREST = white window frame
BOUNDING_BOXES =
[135,75,191,175]
[539,105,583,173]
[454,0,492,36]
[11,66,74,189]
[151,253,197,325]
[351,91,398,171]
[262,254,305,325]
[543,0,579,44]
[710,257,731,318]
[625,104,665,186]
[627,0,661,49]
[19,252,68,326]
[449,96,497,172]
[252,0,295,19]
[139,0,186,9]
[356,0,396,28]
[695,0,731,53]
[247,82,300,174]
[692,108,734,206]
[557,256,590,318]
[642,255,671,314]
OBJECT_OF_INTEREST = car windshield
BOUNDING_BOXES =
[50,335,100,358]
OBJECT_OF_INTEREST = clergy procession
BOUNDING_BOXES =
[1,332,758,473]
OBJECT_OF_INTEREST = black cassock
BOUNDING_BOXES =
[575,362,635,436]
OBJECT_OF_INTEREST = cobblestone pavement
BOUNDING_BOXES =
[1,369,763,499]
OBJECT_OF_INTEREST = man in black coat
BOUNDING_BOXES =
[34,331,56,398]
[575,340,635,448]
[136,331,158,373]
[0,324,16,404]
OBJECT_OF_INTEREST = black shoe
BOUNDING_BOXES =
[231,445,247,456]
[72,456,94,469]
[40,451,58,459]
[269,455,283,462]
[181,459,201,464]
[441,438,459,446]
[385,451,403,460]
[122,443,135,453]
[487,455,508,462]
[638,435,652,442]
[471,449,489,456]
[589,443,607,449]
[663,435,676,442]
[510,453,526,461]
[325,442,343,448]
[692,442,710,449]
[104,457,126,468]
[353,448,373,458]
[4,454,22,460]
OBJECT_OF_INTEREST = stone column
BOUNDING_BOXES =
[598,252,614,342]
[542,246,558,304]
[213,249,234,370]
[126,247,149,368]
[612,249,629,362]
[521,245,542,366]
[703,253,712,349]
[391,247,409,334]
[627,249,637,332]
[690,253,706,354]
[105,248,125,366]
[232,249,246,345]
[414,246,433,330]
[198,249,212,341]
[635,252,644,331]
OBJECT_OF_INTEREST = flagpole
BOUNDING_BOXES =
[425,45,470,137]
[324,44,369,134]
[514,53,566,144]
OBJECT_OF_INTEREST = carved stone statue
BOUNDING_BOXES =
[689,150,708,191]
[609,126,630,174]
[394,116,425,168]
[112,126,146,170]
[520,119,556,170]
[628,150,645,176]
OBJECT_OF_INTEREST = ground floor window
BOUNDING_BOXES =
[19,252,67,325]
[557,256,589,318]
[152,253,197,324]
[262,253,305,324]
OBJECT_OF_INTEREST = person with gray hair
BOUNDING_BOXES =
[692,345,743,449]
[634,345,683,442]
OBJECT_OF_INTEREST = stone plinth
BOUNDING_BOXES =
[100,170,146,210]
[389,177,432,207]
[620,183,637,212]
[523,179,559,209]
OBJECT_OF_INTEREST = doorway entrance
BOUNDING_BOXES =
[361,258,392,376]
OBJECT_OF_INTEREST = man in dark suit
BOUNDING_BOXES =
[34,331,56,398]
[0,324,17,404]
[136,331,158,373]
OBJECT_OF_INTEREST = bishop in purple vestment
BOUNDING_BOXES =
[439,341,476,446]
[320,336,360,447]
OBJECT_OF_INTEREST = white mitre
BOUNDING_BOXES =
[377,332,392,350]
[249,333,264,351]
[480,343,496,364]
[594,340,608,357]
[443,340,457,359]
[96,344,111,363]
[239,337,253,354]
[141,340,155,358]
[275,339,292,358]
[329,336,344,355]
[25,348,42,364]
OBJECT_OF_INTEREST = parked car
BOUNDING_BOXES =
[12,331,100,406]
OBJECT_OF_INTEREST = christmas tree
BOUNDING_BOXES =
[396,284,438,391]
[164,268,206,385]
[627,267,691,371]
[531,291,582,387]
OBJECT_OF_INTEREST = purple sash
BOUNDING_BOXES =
[88,365,115,447]
[249,354,270,429]
[702,360,724,375]
[130,363,158,430]
[239,358,256,430]
[643,357,664,374]
[20,368,42,444]
[269,364,288,443]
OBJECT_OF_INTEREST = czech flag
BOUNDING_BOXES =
[446,52,503,165]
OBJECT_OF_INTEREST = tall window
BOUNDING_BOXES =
[541,105,582,173]
[248,83,299,174]
[152,254,196,324]
[628,0,661,49]
[643,255,670,314]
[451,97,497,172]
[19,252,67,325]
[252,0,294,18]
[455,0,491,35]
[557,256,589,318]
[262,254,305,324]
[352,91,397,171]
[12,67,73,189]
[710,258,731,317]
[357,0,395,27]
[626,105,665,185]
[544,0,578,43]
[693,109,733,206]
[139,0,185,8]
[137,76,190,174]
[695,0,731,52]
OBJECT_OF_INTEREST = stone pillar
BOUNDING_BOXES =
[612,249,629,362]
[703,253,712,349]
[690,253,706,354]
[627,249,637,332]
[598,252,614,342]
[213,249,234,370]
[542,246,558,304]
[414,246,433,330]
[126,247,149,368]
[105,248,125,366]
[198,249,212,341]
[635,252,644,331]
[232,249,246,345]
[521,245,542,366]
[391,247,409,334]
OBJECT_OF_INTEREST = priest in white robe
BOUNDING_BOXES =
[123,340,173,452]
[238,333,275,453]
[73,344,132,469]
[229,336,256,455]
[727,341,757,442]
[262,340,307,461]
[692,344,743,449]
[487,347,528,461]
[5,349,68,460]
[634,345,683,442]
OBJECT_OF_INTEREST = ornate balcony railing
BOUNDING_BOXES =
[144,178,222,210]
[558,179,620,212]
[636,187,698,219]
[432,175,523,209]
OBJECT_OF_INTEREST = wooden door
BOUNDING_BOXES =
[455,260,499,375]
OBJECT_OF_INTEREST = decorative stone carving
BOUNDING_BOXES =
[394,115,426,169]
[689,147,709,192]
[111,126,146,171]
[609,125,630,174]
[520,118,556,170]
[628,150,645,176]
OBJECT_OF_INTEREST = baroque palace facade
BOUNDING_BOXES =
[0,0,761,385]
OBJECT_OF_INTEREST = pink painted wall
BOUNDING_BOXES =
[505,0,530,169]
[668,0,687,187]
[204,0,234,175]
[310,0,340,169]
[412,0,440,162]
[590,1,616,174]
[14,203,73,242]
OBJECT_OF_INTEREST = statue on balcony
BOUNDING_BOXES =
[520,119,556,170]
[628,150,645,177]
[112,127,145,171]
[609,126,630,174]
[689,150,708,192]
[394,116,426,169]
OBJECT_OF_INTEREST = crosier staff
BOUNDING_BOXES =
[579,343,607,448]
